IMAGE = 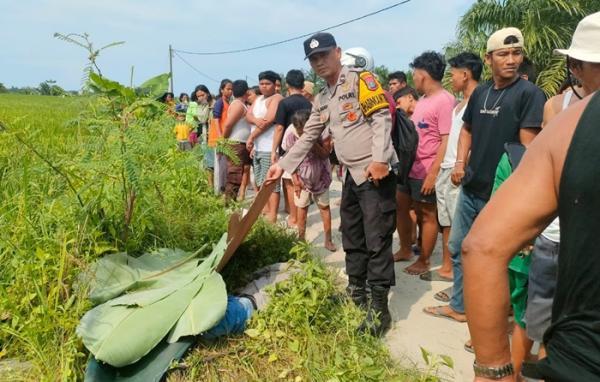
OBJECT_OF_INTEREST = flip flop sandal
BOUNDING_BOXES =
[403,267,428,276]
[464,340,474,353]
[419,271,453,282]
[422,306,467,323]
[434,287,452,303]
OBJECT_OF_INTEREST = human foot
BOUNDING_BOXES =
[393,249,413,262]
[423,305,466,323]
[436,268,453,280]
[419,271,453,282]
[286,217,297,228]
[403,258,430,275]
[324,241,337,252]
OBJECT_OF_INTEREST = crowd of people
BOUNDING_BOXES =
[159,11,600,381]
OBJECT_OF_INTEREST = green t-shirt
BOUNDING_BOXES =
[492,153,530,274]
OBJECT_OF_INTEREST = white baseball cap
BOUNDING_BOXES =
[554,12,600,63]
[486,27,524,53]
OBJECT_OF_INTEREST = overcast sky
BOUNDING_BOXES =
[1,0,474,94]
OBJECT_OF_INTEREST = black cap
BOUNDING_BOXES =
[303,32,337,59]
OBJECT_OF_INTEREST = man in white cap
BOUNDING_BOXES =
[423,25,545,351]
[462,12,600,381]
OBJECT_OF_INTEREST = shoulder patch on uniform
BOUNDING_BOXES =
[360,73,379,91]
[358,71,388,117]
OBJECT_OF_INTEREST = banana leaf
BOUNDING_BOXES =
[77,274,204,367]
[89,247,204,305]
[78,234,229,367]
[84,338,194,382]
[167,272,227,343]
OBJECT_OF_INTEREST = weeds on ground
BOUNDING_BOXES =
[0,95,298,380]
[167,243,427,382]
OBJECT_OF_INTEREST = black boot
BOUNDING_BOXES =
[346,278,368,310]
[358,285,391,337]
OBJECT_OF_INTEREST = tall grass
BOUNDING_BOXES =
[0,94,298,380]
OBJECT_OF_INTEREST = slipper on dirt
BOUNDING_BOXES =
[434,287,452,303]
[419,271,453,282]
[422,306,467,323]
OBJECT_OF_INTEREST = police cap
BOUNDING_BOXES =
[303,32,337,59]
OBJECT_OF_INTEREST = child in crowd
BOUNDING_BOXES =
[173,120,192,151]
[282,109,336,252]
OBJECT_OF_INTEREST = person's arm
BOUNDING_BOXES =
[461,98,590,381]
[222,101,244,138]
[271,125,284,162]
[365,106,393,184]
[451,124,472,185]
[262,94,283,126]
[422,135,448,194]
[519,128,539,146]
[271,102,287,162]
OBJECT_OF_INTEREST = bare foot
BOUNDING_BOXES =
[393,248,413,262]
[423,305,467,323]
[324,241,337,252]
[404,258,430,275]
[286,217,297,228]
[436,268,453,280]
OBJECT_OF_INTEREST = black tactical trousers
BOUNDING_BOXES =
[341,172,396,287]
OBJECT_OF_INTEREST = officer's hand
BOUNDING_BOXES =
[451,162,465,186]
[265,163,284,185]
[421,172,436,195]
[365,162,389,187]
[271,151,278,164]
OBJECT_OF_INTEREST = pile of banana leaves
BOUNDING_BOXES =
[77,183,277,380]
[77,233,228,368]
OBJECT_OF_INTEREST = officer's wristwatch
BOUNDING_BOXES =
[473,361,514,380]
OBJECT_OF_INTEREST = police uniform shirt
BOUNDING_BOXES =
[278,65,397,185]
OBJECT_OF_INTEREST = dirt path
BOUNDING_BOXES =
[299,178,474,381]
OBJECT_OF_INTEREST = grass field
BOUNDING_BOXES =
[0,94,430,381]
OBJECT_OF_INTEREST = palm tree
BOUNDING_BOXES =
[449,0,600,96]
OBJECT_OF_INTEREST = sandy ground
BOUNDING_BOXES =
[295,178,474,381]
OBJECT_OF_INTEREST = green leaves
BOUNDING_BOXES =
[167,272,227,342]
[137,73,170,98]
[88,73,136,102]
[77,274,202,367]
[77,234,229,367]
[451,0,600,96]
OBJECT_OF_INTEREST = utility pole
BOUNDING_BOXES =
[169,44,174,93]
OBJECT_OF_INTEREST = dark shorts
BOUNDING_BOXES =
[525,235,559,342]
[397,177,436,204]
[225,142,251,198]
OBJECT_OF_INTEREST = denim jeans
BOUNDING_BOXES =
[448,188,488,314]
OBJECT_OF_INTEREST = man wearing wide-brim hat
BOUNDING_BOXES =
[462,12,600,382]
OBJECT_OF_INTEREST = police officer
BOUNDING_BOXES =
[266,32,397,336]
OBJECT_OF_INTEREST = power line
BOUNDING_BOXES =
[172,50,220,83]
[174,0,412,56]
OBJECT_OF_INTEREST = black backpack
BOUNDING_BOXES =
[392,109,419,183]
